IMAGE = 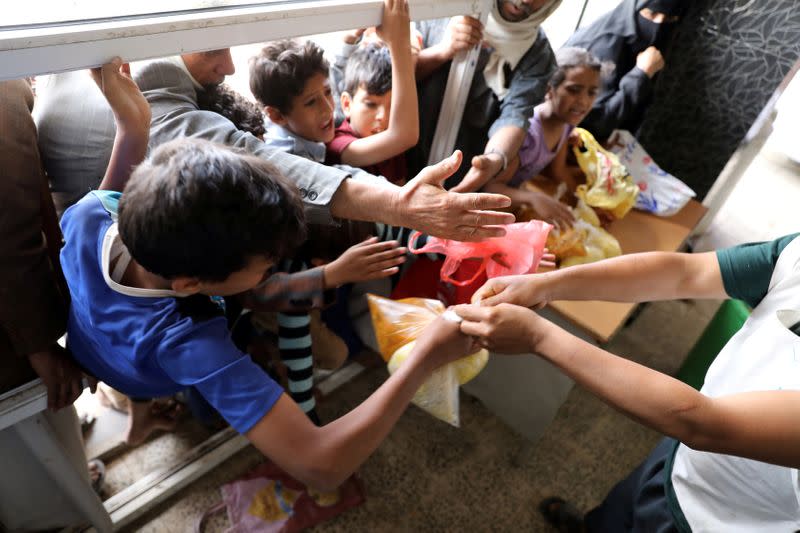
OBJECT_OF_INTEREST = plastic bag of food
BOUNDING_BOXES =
[367,294,489,426]
[573,128,639,219]
[607,129,696,217]
[408,221,552,287]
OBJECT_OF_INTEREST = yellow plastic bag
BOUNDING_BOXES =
[367,294,489,426]
[573,128,639,219]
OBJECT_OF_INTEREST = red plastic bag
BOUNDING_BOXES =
[408,221,552,287]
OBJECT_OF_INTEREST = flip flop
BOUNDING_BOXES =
[539,496,584,533]
[88,459,106,494]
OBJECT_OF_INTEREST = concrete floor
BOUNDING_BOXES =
[113,93,800,533]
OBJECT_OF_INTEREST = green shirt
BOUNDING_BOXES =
[716,233,799,309]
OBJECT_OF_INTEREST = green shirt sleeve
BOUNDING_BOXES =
[716,233,799,308]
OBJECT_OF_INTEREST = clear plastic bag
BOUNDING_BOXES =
[366,294,489,426]
[607,129,696,217]
[408,221,552,287]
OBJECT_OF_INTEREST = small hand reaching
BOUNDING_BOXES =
[323,236,407,287]
[527,191,575,229]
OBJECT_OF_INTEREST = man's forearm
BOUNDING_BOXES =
[329,178,401,226]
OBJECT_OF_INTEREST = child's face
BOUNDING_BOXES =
[548,66,601,126]
[342,85,391,138]
[273,72,336,143]
[185,255,274,297]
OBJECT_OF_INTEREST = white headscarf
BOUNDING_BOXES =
[483,0,562,100]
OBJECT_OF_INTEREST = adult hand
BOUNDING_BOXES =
[470,273,550,308]
[323,236,406,287]
[526,191,575,228]
[455,303,547,354]
[636,46,665,78]
[438,16,484,60]
[90,57,151,136]
[28,345,98,410]
[376,0,410,50]
[394,150,514,241]
[408,315,476,372]
[452,152,505,193]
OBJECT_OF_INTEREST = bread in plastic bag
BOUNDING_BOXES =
[572,127,639,220]
[607,129,696,217]
[367,294,489,426]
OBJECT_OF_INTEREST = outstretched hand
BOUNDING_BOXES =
[395,150,514,241]
[452,152,504,193]
[324,236,406,287]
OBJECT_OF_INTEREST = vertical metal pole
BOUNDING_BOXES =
[427,1,492,164]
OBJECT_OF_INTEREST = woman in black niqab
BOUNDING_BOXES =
[563,0,689,141]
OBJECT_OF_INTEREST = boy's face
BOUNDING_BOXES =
[268,72,336,143]
[174,255,274,297]
[341,85,391,138]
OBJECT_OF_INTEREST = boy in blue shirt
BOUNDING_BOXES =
[62,59,475,490]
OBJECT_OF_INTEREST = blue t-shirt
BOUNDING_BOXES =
[60,191,283,433]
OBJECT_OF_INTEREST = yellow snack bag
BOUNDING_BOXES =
[573,128,639,219]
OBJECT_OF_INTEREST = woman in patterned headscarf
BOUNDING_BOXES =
[564,0,690,142]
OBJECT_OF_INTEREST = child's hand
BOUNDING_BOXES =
[526,191,575,229]
[343,28,366,45]
[90,57,151,137]
[455,303,547,354]
[407,314,476,372]
[323,237,406,287]
[376,0,411,51]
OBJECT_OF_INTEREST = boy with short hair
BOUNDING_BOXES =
[249,37,409,422]
[325,0,418,185]
[249,39,335,161]
[62,64,475,491]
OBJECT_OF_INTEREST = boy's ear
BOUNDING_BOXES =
[265,106,288,126]
[340,91,352,119]
[170,276,203,295]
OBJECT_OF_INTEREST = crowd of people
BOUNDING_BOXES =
[4,0,798,531]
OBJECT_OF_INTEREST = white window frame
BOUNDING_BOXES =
[0,1,491,530]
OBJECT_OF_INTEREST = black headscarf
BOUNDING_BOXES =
[565,0,689,86]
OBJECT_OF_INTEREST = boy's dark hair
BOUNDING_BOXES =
[549,46,614,88]
[197,83,266,138]
[249,40,329,114]
[342,42,392,97]
[119,138,306,282]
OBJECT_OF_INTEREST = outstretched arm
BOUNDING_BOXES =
[456,304,800,470]
[471,251,728,308]
[339,0,418,167]
[91,59,151,192]
[246,316,475,491]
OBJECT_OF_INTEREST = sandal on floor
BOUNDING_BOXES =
[539,496,584,533]
[88,459,106,495]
